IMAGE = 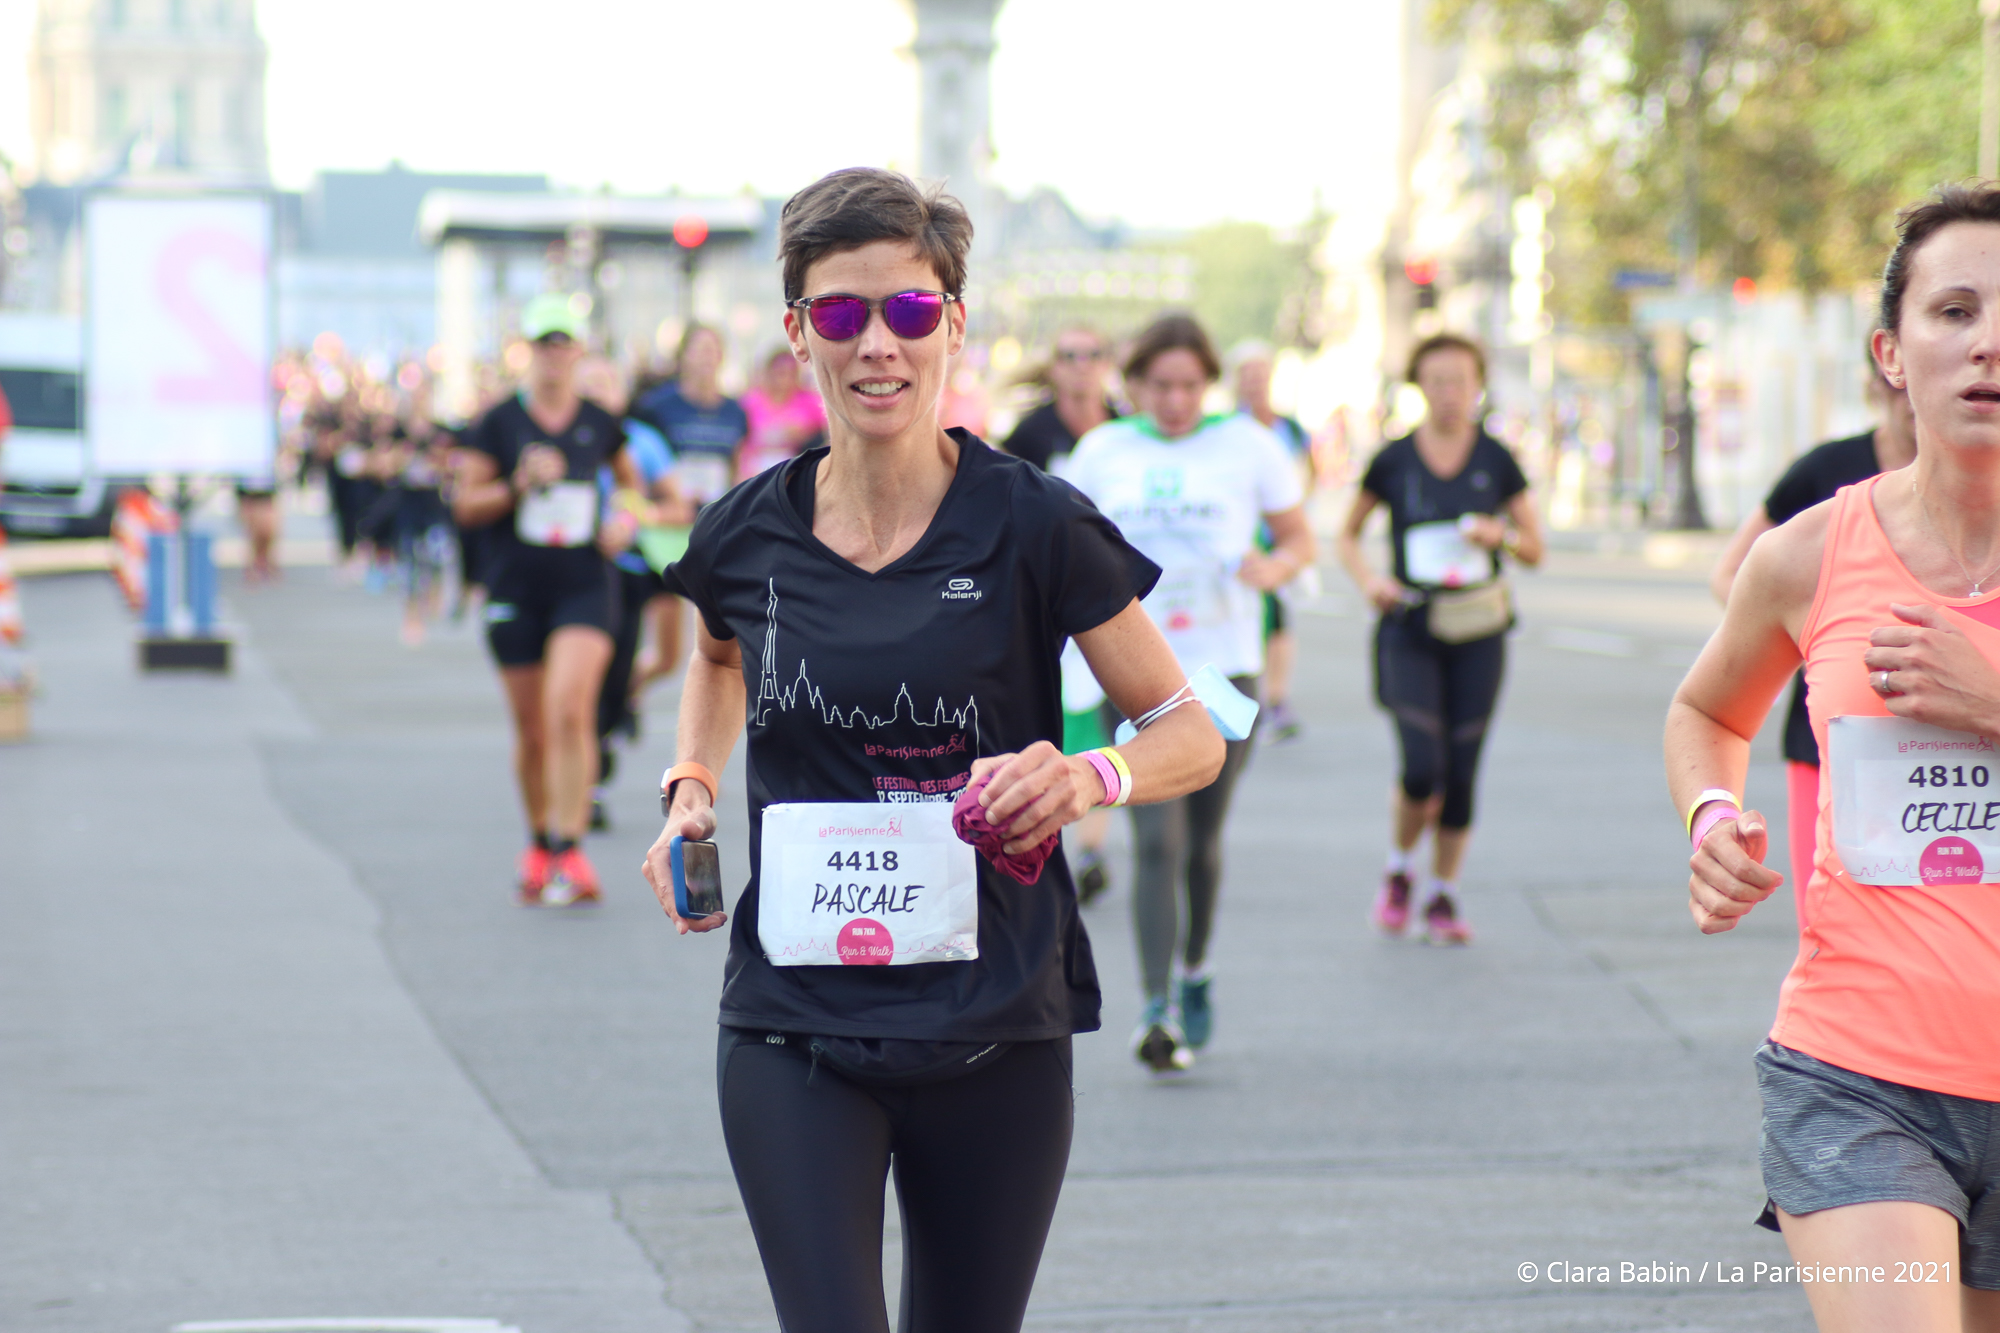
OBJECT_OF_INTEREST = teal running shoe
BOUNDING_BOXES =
[1178,974,1213,1049]
[1131,996,1192,1074]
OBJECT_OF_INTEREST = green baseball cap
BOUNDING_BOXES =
[521,292,591,343]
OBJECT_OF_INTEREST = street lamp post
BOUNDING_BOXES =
[1665,0,1731,530]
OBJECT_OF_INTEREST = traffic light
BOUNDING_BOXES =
[1405,256,1438,310]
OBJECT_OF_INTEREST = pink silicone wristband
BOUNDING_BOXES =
[1082,750,1120,807]
[1690,801,1740,851]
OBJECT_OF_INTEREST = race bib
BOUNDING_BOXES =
[676,453,732,505]
[1829,715,2000,886]
[1404,520,1489,587]
[516,481,597,548]
[1150,563,1234,636]
[757,802,978,966]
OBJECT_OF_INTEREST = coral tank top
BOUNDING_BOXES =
[1780,475,2000,1100]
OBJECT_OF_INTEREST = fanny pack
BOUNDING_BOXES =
[756,1031,1012,1088]
[1425,579,1513,644]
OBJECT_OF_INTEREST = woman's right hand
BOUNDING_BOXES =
[1365,575,1412,612]
[1687,811,1784,934]
[641,787,728,935]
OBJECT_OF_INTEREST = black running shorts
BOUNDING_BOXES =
[483,563,619,667]
[1755,1040,2000,1289]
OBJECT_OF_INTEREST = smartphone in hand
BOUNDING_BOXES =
[670,836,725,920]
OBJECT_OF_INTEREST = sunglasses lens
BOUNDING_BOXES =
[808,297,870,341]
[883,291,946,339]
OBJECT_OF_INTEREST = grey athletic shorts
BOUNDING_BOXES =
[1754,1040,2000,1289]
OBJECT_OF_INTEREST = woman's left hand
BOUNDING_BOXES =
[1864,603,2000,737]
[970,742,1102,855]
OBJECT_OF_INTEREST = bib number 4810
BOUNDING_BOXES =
[1909,765,1991,789]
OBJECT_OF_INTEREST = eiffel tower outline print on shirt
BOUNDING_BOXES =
[751,580,982,803]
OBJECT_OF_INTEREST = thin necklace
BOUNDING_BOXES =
[1912,472,2000,595]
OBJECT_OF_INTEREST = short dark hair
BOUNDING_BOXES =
[1123,313,1221,383]
[778,168,972,302]
[1405,333,1486,385]
[1879,182,2000,330]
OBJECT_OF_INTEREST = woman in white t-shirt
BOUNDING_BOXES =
[1064,313,1315,1074]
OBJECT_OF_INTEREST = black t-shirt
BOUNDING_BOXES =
[1764,429,1882,763]
[1766,430,1877,524]
[1360,432,1529,588]
[663,430,1161,1041]
[462,395,626,586]
[1001,400,1116,471]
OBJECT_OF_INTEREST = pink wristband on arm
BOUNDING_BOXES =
[1081,750,1121,808]
[1690,801,1741,852]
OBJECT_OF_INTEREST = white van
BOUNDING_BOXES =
[0,312,133,537]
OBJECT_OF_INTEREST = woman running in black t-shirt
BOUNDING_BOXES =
[1335,334,1544,944]
[455,296,648,905]
[642,168,1224,1333]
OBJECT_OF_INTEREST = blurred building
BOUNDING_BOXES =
[27,0,268,185]
[276,165,549,361]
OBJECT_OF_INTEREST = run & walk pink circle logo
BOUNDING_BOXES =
[837,918,894,964]
[1919,836,1983,886]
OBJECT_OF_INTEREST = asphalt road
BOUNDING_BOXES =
[2,536,1820,1332]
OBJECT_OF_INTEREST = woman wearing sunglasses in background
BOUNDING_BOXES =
[642,167,1223,1333]
[1063,314,1317,1075]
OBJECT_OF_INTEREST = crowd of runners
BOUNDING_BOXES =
[226,162,2000,1333]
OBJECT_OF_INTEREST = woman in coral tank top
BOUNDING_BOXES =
[1668,184,2000,1333]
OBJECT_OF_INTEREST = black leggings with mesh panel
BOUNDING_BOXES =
[1373,609,1506,829]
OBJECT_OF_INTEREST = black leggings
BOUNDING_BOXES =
[1373,610,1505,829]
[717,1029,1074,1333]
[1108,677,1260,997]
[596,565,659,780]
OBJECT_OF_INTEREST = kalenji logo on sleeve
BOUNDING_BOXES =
[942,577,982,601]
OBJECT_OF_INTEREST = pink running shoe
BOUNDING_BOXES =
[1423,892,1473,945]
[517,845,553,905]
[1373,871,1414,935]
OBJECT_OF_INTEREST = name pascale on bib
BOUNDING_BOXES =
[757,802,979,966]
[1829,715,2000,887]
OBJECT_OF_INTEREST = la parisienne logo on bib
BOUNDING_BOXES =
[942,577,982,601]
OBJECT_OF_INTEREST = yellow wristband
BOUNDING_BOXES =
[1684,788,1739,837]
[1098,747,1134,807]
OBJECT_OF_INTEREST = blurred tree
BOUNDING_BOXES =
[1181,212,1330,352]
[1435,0,1978,324]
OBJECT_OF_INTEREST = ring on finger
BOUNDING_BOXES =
[1871,669,1898,694]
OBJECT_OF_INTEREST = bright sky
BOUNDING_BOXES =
[0,0,1403,238]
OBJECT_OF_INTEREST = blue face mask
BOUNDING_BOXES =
[1114,663,1260,745]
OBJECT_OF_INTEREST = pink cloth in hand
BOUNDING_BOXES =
[952,770,1058,885]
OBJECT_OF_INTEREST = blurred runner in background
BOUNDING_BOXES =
[390,392,457,648]
[1004,324,1115,471]
[1066,313,1314,1074]
[738,346,826,478]
[454,296,645,906]
[627,324,747,702]
[1337,334,1543,947]
[578,355,693,831]
[1005,325,1121,903]
[1233,342,1314,744]
[1707,348,1917,889]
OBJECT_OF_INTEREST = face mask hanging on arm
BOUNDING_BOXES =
[1114,663,1260,744]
